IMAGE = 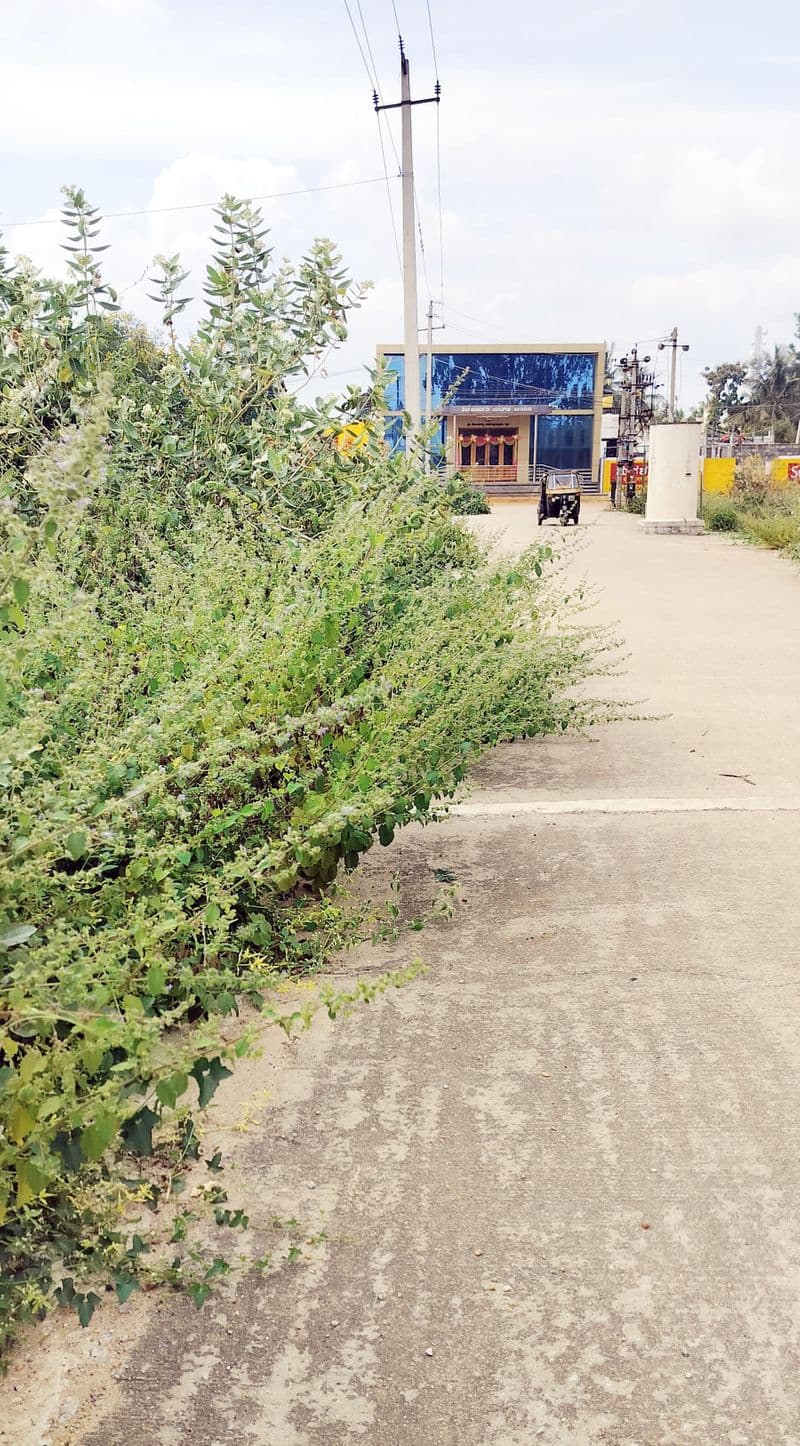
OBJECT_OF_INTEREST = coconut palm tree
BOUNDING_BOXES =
[746,345,800,442]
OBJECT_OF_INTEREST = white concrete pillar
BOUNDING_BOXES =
[516,413,531,484]
[446,414,457,474]
[644,423,704,535]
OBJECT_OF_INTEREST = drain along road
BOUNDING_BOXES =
[7,502,800,1445]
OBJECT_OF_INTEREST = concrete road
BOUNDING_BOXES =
[12,503,800,1445]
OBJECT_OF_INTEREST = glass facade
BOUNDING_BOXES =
[384,355,405,412]
[533,414,594,472]
[384,416,404,453]
[384,350,596,413]
[382,347,600,477]
[384,414,446,460]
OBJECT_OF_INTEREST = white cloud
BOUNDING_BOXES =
[629,255,800,317]
[667,145,800,229]
[1,0,799,413]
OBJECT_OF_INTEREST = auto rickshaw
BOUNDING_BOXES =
[537,470,581,526]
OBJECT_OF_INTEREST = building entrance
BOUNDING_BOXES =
[458,425,518,484]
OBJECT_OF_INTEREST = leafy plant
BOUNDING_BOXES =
[445,472,491,515]
[739,507,800,554]
[0,190,617,1356]
[733,453,771,506]
[705,500,739,532]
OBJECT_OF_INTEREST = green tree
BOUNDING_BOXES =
[701,361,747,432]
[746,345,800,442]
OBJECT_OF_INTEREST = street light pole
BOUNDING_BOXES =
[658,327,690,421]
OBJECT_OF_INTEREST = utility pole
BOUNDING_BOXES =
[658,326,690,421]
[400,51,419,436]
[376,45,440,442]
[422,298,446,470]
[617,345,655,490]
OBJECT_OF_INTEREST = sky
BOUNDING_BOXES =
[1,0,798,409]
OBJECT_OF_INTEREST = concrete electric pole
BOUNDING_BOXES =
[658,327,690,422]
[376,45,440,442]
[422,297,446,472]
[400,51,419,436]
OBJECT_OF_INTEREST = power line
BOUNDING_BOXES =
[425,0,440,82]
[444,302,503,334]
[376,112,403,277]
[420,0,444,306]
[341,0,402,279]
[342,0,378,91]
[342,1,433,325]
[348,1,432,306]
[417,210,433,298]
[350,0,436,313]
[355,0,382,93]
[435,91,444,305]
[1,175,389,231]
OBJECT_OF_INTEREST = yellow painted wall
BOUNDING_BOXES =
[602,454,799,498]
[701,456,800,493]
[771,457,800,484]
[702,457,735,494]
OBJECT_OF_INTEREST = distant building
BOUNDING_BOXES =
[378,341,605,493]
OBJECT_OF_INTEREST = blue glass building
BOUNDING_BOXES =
[378,342,605,492]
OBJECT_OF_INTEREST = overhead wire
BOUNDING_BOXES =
[425,0,440,79]
[375,116,403,277]
[425,0,445,309]
[343,0,441,320]
[355,0,382,89]
[342,0,378,89]
[417,214,433,301]
[1,175,390,230]
[444,302,504,336]
[377,0,438,318]
[434,90,444,307]
[341,0,403,279]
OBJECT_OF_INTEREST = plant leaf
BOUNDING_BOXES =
[0,923,37,951]
[190,1056,233,1109]
[76,1292,102,1328]
[65,830,87,860]
[121,1105,159,1157]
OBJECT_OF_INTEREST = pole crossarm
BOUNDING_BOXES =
[375,96,441,111]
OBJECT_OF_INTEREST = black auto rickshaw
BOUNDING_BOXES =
[537,470,581,526]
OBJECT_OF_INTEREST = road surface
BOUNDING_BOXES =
[6,501,800,1445]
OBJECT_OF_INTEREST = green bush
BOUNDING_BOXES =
[732,452,771,507]
[444,473,491,515]
[704,482,800,557]
[739,510,800,552]
[706,500,740,531]
[0,190,615,1351]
